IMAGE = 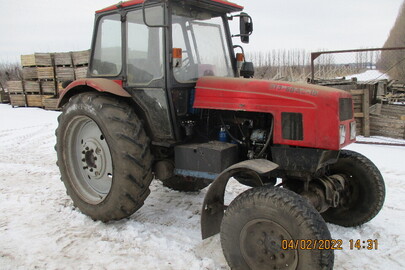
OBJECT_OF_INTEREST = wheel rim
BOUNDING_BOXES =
[66,115,113,204]
[240,219,298,269]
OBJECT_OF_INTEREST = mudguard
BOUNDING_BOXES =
[201,159,278,239]
[57,78,131,108]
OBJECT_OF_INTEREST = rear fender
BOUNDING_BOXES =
[57,78,131,107]
[201,159,279,239]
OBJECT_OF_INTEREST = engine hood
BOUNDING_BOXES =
[194,76,351,112]
[194,76,355,150]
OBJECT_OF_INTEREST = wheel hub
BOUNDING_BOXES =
[81,139,106,179]
[240,219,297,269]
[66,116,113,204]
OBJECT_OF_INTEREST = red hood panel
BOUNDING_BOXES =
[194,76,349,111]
[194,76,354,150]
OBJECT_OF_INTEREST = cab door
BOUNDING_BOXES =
[125,6,175,143]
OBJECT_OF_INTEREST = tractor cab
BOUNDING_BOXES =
[85,0,252,143]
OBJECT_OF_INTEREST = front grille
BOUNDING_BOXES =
[282,112,303,140]
[339,98,353,121]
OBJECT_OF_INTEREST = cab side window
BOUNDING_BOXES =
[127,7,164,85]
[91,14,122,76]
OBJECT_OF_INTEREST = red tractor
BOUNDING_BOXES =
[56,0,385,269]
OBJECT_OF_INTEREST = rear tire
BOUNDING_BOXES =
[322,150,385,227]
[221,186,334,270]
[56,92,153,221]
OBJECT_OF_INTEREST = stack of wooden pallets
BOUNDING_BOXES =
[6,50,90,110]
[7,80,26,107]
[72,50,90,80]
[0,89,10,103]
[21,53,55,108]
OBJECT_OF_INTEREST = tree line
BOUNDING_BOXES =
[378,1,405,80]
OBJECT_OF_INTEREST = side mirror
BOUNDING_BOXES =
[239,13,253,44]
[240,62,254,78]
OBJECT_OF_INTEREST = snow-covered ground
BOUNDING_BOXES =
[345,69,389,81]
[0,104,404,270]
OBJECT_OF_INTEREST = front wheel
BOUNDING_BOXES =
[56,92,153,221]
[220,186,334,270]
[322,150,385,227]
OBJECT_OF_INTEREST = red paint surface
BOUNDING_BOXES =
[208,0,243,10]
[96,0,243,13]
[194,77,355,150]
[97,0,143,13]
[113,79,123,87]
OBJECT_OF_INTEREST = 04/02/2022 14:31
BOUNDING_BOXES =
[281,239,379,250]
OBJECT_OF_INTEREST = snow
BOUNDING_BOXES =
[0,104,404,270]
[345,69,389,82]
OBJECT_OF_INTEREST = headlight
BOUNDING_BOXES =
[350,121,356,140]
[340,125,346,145]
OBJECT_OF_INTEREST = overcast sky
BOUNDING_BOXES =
[0,0,403,63]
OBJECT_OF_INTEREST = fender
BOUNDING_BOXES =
[57,78,131,107]
[201,159,278,239]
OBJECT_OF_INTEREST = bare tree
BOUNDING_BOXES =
[0,63,22,91]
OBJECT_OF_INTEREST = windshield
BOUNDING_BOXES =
[172,6,234,82]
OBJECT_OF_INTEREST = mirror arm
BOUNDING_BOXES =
[233,45,246,60]
[231,34,251,38]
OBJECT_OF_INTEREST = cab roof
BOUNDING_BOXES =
[96,0,243,14]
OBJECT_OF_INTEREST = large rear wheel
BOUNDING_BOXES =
[56,92,153,221]
[221,186,334,270]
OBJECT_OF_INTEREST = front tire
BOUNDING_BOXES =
[322,150,385,227]
[56,92,153,221]
[221,186,334,270]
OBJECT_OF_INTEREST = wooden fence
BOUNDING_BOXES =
[370,104,405,139]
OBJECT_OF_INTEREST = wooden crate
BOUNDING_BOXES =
[54,52,72,66]
[56,67,75,81]
[22,67,38,80]
[41,81,56,95]
[26,94,43,107]
[37,67,55,80]
[24,81,40,93]
[6,81,24,93]
[0,90,10,103]
[42,96,59,110]
[72,50,90,66]
[74,66,88,79]
[57,82,64,93]
[10,94,26,107]
[21,53,52,67]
